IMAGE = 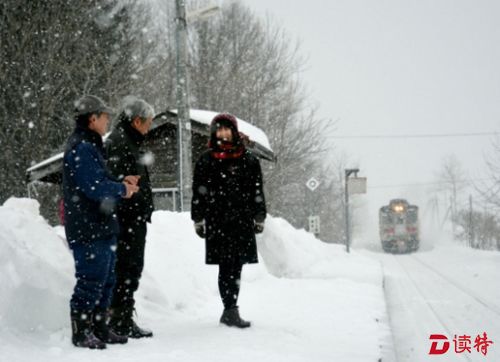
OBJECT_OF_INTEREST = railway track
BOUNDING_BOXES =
[409,254,500,318]
[387,253,500,362]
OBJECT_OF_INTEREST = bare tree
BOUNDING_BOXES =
[183,2,336,225]
[433,154,468,236]
[455,209,500,251]
[116,0,341,229]
[475,136,500,212]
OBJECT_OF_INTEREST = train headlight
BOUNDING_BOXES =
[393,204,404,212]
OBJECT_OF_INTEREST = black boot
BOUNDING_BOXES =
[71,310,106,349]
[109,307,153,339]
[93,309,128,344]
[220,307,251,328]
[128,319,154,339]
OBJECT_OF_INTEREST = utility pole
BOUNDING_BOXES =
[468,194,474,248]
[175,0,192,211]
[344,168,359,253]
[450,195,456,239]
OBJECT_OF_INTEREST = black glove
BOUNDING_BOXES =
[254,221,264,234]
[194,221,206,238]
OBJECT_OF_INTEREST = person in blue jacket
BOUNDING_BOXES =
[63,95,139,349]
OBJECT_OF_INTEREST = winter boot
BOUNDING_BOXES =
[127,319,154,339]
[220,307,251,328]
[109,307,153,339]
[70,310,106,349]
[92,309,128,344]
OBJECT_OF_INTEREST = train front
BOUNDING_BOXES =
[379,199,419,253]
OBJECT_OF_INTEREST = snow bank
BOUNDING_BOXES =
[0,198,388,362]
[0,198,73,334]
[138,210,222,313]
[258,216,382,285]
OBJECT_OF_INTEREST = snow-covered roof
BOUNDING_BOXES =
[171,109,272,152]
[26,132,111,173]
[26,152,63,173]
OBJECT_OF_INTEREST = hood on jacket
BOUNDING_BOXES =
[209,113,241,148]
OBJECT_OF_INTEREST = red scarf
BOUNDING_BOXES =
[211,141,245,159]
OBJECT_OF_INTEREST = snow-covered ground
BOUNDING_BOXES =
[0,198,390,362]
[363,240,500,362]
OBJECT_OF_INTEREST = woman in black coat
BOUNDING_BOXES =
[191,113,266,328]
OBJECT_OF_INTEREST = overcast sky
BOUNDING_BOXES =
[242,0,500,239]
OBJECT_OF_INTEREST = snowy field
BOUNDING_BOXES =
[0,198,390,362]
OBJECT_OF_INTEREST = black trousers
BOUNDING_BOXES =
[110,219,147,312]
[218,259,243,310]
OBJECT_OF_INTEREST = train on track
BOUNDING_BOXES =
[379,199,419,253]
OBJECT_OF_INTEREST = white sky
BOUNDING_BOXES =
[242,0,500,238]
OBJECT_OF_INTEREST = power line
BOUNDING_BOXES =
[369,181,459,189]
[332,132,498,139]
[368,178,493,189]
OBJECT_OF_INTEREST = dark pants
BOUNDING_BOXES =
[70,237,117,312]
[110,220,147,311]
[218,260,243,310]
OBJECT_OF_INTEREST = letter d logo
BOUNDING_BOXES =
[429,334,450,355]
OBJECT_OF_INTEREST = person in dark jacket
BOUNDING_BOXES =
[191,113,267,328]
[105,97,155,338]
[63,95,139,349]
